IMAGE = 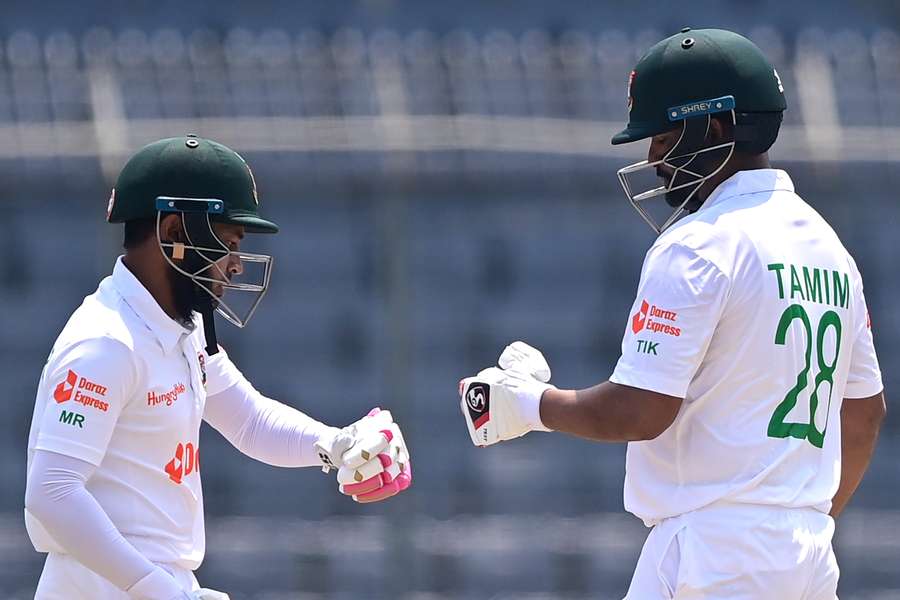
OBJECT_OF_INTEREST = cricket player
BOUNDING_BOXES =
[459,29,885,598]
[25,136,412,599]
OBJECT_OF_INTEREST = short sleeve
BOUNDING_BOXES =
[35,337,136,466]
[843,283,883,399]
[204,346,246,397]
[610,243,730,398]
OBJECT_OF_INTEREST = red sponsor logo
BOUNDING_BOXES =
[54,370,110,412]
[631,299,681,337]
[164,442,200,485]
[631,300,649,334]
[147,382,186,407]
[54,370,78,403]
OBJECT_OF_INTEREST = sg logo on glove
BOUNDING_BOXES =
[465,382,489,416]
[459,341,555,447]
[462,381,492,446]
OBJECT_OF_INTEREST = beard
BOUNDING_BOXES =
[661,169,701,211]
[166,267,223,326]
[660,146,731,212]
[166,265,199,326]
[664,184,691,209]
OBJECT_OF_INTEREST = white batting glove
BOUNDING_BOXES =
[190,589,230,600]
[314,408,413,503]
[459,341,555,447]
[498,340,552,382]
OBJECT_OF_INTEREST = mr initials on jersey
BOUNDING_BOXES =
[767,263,850,309]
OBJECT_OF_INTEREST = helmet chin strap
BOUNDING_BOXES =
[195,291,219,356]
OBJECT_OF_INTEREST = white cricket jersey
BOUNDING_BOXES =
[26,257,241,569]
[610,169,883,526]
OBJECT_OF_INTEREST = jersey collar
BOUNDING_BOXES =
[700,168,795,213]
[112,256,193,354]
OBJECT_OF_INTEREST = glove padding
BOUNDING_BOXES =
[189,589,229,600]
[314,408,412,503]
[459,341,554,447]
[498,340,552,382]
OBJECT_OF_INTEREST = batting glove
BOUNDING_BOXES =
[128,569,230,600]
[498,340,552,382]
[190,589,230,600]
[459,341,555,447]
[314,408,412,503]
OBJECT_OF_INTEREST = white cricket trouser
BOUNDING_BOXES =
[624,502,839,600]
[35,553,200,599]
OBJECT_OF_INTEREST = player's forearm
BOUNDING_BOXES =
[25,450,184,598]
[205,378,336,467]
[234,397,337,467]
[830,392,886,518]
[540,382,682,442]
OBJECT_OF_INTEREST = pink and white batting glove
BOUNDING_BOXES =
[314,408,412,503]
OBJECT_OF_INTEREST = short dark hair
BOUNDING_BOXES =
[123,219,157,249]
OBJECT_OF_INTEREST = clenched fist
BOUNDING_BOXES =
[459,341,555,446]
[315,408,412,502]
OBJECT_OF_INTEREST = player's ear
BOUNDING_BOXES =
[707,115,733,145]
[158,214,185,243]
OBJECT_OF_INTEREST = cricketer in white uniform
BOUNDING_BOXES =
[459,29,885,599]
[25,136,412,600]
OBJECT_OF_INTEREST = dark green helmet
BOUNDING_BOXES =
[613,28,786,234]
[108,135,278,234]
[612,28,786,146]
[108,136,277,342]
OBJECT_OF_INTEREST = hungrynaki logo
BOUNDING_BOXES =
[147,382,186,407]
[631,299,681,337]
[54,370,110,412]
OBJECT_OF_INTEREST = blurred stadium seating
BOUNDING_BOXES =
[1,17,899,599]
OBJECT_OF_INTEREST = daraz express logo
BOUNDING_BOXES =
[631,300,681,337]
[53,370,110,412]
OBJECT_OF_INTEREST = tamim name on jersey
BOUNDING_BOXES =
[767,263,850,309]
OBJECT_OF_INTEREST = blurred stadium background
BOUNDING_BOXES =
[1,0,899,598]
